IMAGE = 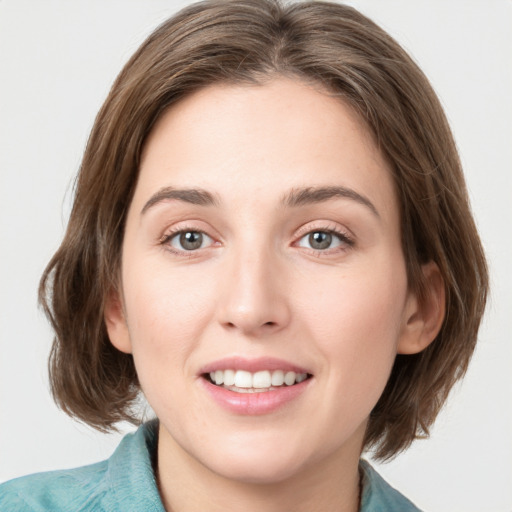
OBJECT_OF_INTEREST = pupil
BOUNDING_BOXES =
[180,231,202,250]
[309,231,331,250]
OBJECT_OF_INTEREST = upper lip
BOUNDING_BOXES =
[199,356,311,375]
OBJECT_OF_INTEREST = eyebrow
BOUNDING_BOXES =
[141,186,218,214]
[141,184,379,217]
[282,186,379,217]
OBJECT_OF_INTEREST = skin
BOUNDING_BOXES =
[105,77,444,512]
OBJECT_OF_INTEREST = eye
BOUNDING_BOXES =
[168,230,213,251]
[297,230,350,251]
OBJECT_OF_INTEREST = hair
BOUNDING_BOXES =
[39,0,488,460]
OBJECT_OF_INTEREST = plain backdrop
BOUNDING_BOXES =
[1,1,511,511]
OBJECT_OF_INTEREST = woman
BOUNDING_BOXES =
[0,1,489,510]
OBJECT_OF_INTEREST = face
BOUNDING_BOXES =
[106,77,424,484]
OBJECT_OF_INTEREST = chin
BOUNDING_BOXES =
[211,454,305,485]
[198,433,317,485]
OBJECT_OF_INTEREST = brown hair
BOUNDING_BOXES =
[40,0,488,460]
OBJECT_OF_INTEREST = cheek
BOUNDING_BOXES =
[121,257,218,368]
[120,259,221,425]
[298,256,408,386]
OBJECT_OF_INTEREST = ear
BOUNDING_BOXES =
[104,288,133,354]
[397,261,446,355]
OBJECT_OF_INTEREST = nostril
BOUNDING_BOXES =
[220,317,283,333]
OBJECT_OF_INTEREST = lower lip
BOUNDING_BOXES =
[201,377,311,415]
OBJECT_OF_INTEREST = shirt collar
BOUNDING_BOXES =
[106,419,165,511]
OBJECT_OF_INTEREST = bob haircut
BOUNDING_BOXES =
[40,0,488,460]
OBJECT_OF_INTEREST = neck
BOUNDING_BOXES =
[156,425,363,512]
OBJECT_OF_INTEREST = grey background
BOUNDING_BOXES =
[1,1,511,510]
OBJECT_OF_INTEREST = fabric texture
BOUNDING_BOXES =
[0,421,422,511]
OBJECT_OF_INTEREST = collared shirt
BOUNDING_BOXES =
[0,421,422,511]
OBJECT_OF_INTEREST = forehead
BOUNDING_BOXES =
[136,77,397,219]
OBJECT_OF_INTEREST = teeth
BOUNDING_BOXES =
[234,370,252,388]
[214,370,224,385]
[284,371,296,386]
[295,373,307,383]
[271,370,284,386]
[208,369,308,389]
[223,369,235,386]
[253,370,271,388]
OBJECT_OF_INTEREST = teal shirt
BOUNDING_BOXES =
[0,421,421,511]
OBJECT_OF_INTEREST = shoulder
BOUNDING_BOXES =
[359,459,423,512]
[0,460,111,512]
[0,421,164,512]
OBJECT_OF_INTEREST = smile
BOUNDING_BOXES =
[206,369,310,393]
[199,357,313,414]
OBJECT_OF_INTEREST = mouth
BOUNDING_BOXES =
[203,369,312,394]
[199,357,313,413]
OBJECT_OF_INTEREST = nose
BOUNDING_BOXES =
[216,247,291,337]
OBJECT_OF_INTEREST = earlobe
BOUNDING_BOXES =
[104,289,133,354]
[397,261,446,355]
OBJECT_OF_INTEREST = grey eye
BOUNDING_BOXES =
[170,231,212,251]
[298,230,344,251]
[309,231,332,250]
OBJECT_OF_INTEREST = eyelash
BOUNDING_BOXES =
[293,224,354,255]
[159,226,214,258]
[159,224,354,257]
